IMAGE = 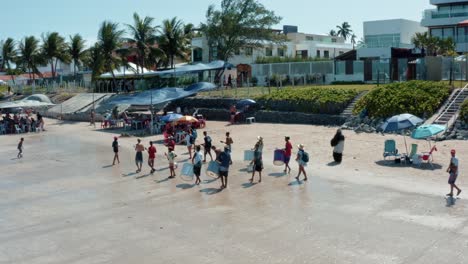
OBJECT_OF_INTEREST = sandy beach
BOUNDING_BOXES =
[0,118,467,263]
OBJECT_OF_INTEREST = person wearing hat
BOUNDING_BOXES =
[283,136,292,174]
[446,149,461,197]
[249,142,263,183]
[254,136,264,153]
[112,136,120,165]
[217,145,232,189]
[295,144,308,181]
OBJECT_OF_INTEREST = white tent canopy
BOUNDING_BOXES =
[0,94,55,109]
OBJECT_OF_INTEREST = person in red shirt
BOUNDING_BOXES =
[166,136,175,151]
[148,141,157,174]
[283,136,292,174]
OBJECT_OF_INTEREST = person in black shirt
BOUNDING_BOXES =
[17,138,24,158]
[202,131,213,162]
[112,136,120,165]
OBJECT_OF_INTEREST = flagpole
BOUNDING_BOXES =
[150,90,153,135]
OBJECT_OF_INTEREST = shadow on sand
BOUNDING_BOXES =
[327,161,341,167]
[102,165,114,168]
[288,180,303,186]
[268,172,287,178]
[122,172,138,177]
[242,182,257,188]
[136,173,152,179]
[374,160,443,170]
[445,196,459,207]
[155,177,170,184]
[176,183,195,190]
[200,188,222,195]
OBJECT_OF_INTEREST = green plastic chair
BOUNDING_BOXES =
[383,139,399,160]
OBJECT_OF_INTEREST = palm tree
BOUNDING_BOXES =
[115,47,130,77]
[411,32,439,56]
[18,36,43,82]
[98,21,124,90]
[1,38,17,84]
[84,43,104,83]
[68,34,87,79]
[41,32,70,79]
[329,30,337,37]
[336,22,353,41]
[158,17,192,69]
[126,12,158,74]
[350,34,357,49]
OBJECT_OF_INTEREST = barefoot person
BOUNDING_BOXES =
[112,136,120,165]
[192,145,203,185]
[135,139,145,173]
[178,131,192,159]
[217,145,232,189]
[165,148,177,178]
[220,132,234,153]
[249,143,263,183]
[89,110,96,127]
[283,136,292,173]
[202,131,213,162]
[148,141,157,174]
[446,149,462,197]
[295,144,308,181]
[17,138,24,159]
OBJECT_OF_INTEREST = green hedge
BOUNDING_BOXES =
[255,87,358,114]
[460,99,468,124]
[353,81,451,118]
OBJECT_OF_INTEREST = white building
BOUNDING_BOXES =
[421,0,468,52]
[357,19,427,60]
[191,25,353,65]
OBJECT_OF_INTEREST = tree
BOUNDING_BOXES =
[200,0,284,62]
[329,30,337,37]
[18,36,43,82]
[98,21,125,90]
[126,12,159,74]
[158,17,192,69]
[68,34,87,79]
[41,32,70,79]
[115,47,130,77]
[83,43,104,82]
[350,34,357,49]
[336,22,353,41]
[411,32,450,56]
[1,38,18,84]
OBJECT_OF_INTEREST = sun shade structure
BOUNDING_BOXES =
[174,115,199,124]
[0,94,55,109]
[99,60,233,79]
[106,82,216,106]
[411,124,446,139]
[380,113,423,132]
[161,113,183,122]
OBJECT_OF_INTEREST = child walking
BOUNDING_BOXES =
[17,138,24,159]
[165,149,178,178]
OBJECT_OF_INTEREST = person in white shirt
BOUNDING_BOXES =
[178,131,193,159]
[192,145,203,185]
[446,149,461,197]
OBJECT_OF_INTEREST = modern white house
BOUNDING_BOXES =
[421,0,468,52]
[191,25,353,65]
[357,19,427,60]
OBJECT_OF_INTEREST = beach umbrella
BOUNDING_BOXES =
[411,124,446,139]
[380,113,423,154]
[236,99,257,112]
[174,115,199,124]
[161,113,183,122]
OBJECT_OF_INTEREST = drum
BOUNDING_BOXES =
[273,149,285,166]
[206,161,220,178]
[180,163,194,181]
[244,150,254,161]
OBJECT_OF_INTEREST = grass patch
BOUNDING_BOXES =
[353,81,451,119]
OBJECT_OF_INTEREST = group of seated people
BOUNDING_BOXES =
[0,110,44,134]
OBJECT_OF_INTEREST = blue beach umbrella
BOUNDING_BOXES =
[161,113,183,122]
[380,113,423,154]
[411,124,446,139]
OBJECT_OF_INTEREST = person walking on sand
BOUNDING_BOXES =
[165,148,178,178]
[295,144,308,181]
[254,136,264,153]
[17,138,24,159]
[90,110,96,127]
[220,132,234,153]
[249,143,263,183]
[178,131,193,159]
[217,145,232,189]
[211,145,222,160]
[112,136,120,165]
[330,129,345,163]
[135,139,145,173]
[202,131,213,162]
[148,141,157,174]
[446,149,462,197]
[192,145,203,185]
[283,136,292,174]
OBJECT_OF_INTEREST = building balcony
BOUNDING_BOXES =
[430,0,468,5]
[421,9,468,27]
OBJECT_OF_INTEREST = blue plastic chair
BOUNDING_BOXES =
[383,139,399,160]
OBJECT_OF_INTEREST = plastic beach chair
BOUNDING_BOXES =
[408,144,418,164]
[419,145,437,169]
[383,139,399,160]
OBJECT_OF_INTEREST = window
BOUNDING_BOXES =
[245,47,253,56]
[316,50,320,58]
[324,50,330,58]
[295,50,308,58]
[430,27,455,40]
[332,38,337,43]
[265,47,273,56]
[306,36,314,41]
[339,51,344,55]
[193,48,203,62]
[277,48,285,57]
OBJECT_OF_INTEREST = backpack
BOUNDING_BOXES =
[301,150,309,163]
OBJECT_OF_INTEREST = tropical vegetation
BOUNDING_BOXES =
[353,81,451,118]
[411,32,456,56]
[460,99,468,124]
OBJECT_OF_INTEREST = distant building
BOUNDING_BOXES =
[191,25,353,65]
[421,0,468,52]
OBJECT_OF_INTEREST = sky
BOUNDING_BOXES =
[0,0,432,46]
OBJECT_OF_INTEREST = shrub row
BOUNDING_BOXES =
[353,81,451,118]
[255,87,358,114]
[460,99,468,124]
